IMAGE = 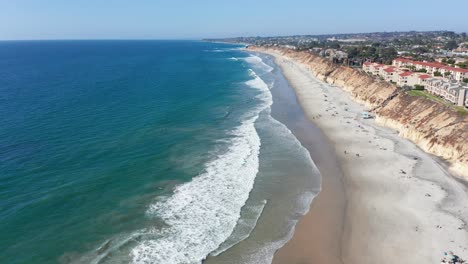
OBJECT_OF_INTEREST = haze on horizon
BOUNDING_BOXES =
[1,0,467,40]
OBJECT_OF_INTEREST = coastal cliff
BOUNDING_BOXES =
[249,46,468,180]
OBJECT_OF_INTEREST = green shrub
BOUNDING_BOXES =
[414,84,425,90]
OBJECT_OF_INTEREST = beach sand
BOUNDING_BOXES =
[264,51,468,264]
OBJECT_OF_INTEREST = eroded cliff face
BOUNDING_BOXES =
[249,46,468,180]
[377,94,468,178]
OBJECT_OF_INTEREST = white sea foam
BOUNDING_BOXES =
[246,69,273,108]
[204,48,226,52]
[210,200,268,256]
[243,55,274,73]
[130,69,273,264]
[241,192,317,264]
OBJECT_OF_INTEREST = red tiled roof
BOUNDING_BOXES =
[384,68,395,73]
[399,71,413,77]
[374,64,384,68]
[418,74,431,79]
[363,62,372,66]
[442,66,468,73]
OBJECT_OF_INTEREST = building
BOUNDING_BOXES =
[411,61,445,74]
[392,58,468,83]
[382,67,397,82]
[392,58,413,68]
[372,64,384,75]
[398,71,415,86]
[440,66,468,82]
[362,61,372,72]
[417,74,432,86]
[426,78,468,106]
[362,59,468,107]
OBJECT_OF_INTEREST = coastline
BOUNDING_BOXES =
[266,53,346,264]
[257,49,468,263]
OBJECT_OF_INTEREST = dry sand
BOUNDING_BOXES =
[263,51,468,264]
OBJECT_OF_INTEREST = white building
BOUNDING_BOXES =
[426,79,468,106]
[440,66,468,82]
[398,71,415,86]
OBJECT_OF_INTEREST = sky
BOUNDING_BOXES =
[1,0,467,40]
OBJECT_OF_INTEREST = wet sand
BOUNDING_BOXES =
[268,62,345,264]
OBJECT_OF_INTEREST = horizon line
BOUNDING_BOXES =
[1,29,467,42]
[0,38,203,42]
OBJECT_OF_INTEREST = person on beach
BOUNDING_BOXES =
[441,251,465,263]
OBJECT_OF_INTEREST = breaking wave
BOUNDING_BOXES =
[243,55,274,73]
[130,70,272,264]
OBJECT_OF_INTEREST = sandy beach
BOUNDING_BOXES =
[261,50,468,264]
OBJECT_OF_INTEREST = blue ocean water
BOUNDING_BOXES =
[0,41,320,264]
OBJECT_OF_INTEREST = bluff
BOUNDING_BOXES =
[249,46,468,180]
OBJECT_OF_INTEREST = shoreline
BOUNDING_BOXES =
[259,49,468,263]
[265,52,346,264]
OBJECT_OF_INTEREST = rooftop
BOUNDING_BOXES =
[418,74,431,79]
[442,66,468,73]
[399,71,413,77]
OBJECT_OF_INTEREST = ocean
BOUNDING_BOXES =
[0,41,320,264]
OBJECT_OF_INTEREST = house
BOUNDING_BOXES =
[426,78,445,95]
[372,64,384,75]
[392,58,446,76]
[426,79,468,106]
[445,86,461,104]
[417,74,432,86]
[465,88,468,106]
[392,58,413,68]
[398,71,415,86]
[415,61,445,74]
[362,62,372,73]
[440,66,468,82]
[382,67,398,82]
[458,83,468,107]
[461,88,468,107]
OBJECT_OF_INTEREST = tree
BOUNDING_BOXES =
[461,32,467,41]
[379,47,398,64]
[347,47,360,58]
[434,71,443,77]
[367,47,377,57]
[328,42,340,49]
[444,72,451,77]
[445,40,458,50]
[463,78,468,83]
[442,31,456,38]
[413,47,429,54]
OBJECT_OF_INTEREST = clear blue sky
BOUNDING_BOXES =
[1,0,467,40]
